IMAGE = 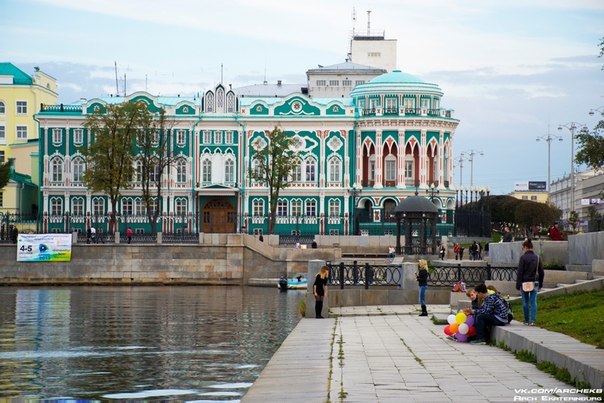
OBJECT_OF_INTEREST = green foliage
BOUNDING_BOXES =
[248,127,301,233]
[575,125,604,174]
[0,158,14,190]
[510,289,604,348]
[482,195,560,234]
[297,298,306,317]
[568,210,579,232]
[515,349,537,363]
[82,102,150,233]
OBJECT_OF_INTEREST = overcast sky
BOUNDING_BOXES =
[1,0,603,194]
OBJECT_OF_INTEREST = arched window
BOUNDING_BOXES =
[226,92,236,113]
[305,157,316,182]
[92,198,105,216]
[122,198,133,215]
[175,198,187,216]
[329,199,340,217]
[51,157,63,182]
[305,199,317,216]
[50,197,63,215]
[291,199,302,216]
[135,159,143,183]
[176,159,187,183]
[292,158,302,182]
[328,156,341,183]
[216,87,225,112]
[276,199,288,216]
[134,199,145,216]
[0,101,5,114]
[72,157,85,183]
[202,158,212,182]
[368,155,376,181]
[204,91,215,112]
[225,159,235,183]
[252,199,264,216]
[72,197,85,216]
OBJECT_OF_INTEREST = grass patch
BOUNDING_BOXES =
[514,349,537,363]
[510,288,604,349]
[432,315,448,325]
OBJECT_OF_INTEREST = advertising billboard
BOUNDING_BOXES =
[17,234,73,262]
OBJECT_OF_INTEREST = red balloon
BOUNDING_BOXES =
[444,325,452,336]
[468,326,476,337]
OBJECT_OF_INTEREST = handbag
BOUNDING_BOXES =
[521,255,539,292]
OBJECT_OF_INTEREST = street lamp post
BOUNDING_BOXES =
[349,183,363,235]
[588,106,604,117]
[426,183,440,223]
[455,153,467,188]
[536,128,563,193]
[558,122,587,221]
[466,149,484,187]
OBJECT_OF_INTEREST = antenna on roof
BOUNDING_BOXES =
[263,61,267,85]
[367,10,371,35]
[114,61,119,95]
[145,74,148,92]
[347,7,356,62]
[124,73,126,97]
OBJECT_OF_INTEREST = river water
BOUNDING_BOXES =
[0,286,303,401]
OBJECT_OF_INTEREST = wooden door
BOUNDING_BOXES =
[202,199,235,233]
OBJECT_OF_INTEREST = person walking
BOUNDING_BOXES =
[127,227,133,244]
[313,266,329,319]
[416,259,429,317]
[516,239,545,326]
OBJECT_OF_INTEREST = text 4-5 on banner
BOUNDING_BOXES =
[17,234,72,262]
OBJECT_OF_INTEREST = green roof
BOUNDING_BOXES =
[369,70,424,84]
[0,62,33,85]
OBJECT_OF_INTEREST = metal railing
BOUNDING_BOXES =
[326,262,402,289]
[428,264,517,287]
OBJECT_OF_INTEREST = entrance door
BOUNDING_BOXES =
[202,199,235,233]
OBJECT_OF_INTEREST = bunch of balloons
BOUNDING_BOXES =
[444,312,476,342]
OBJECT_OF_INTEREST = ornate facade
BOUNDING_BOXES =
[36,69,459,236]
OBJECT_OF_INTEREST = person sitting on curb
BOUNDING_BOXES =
[463,283,508,344]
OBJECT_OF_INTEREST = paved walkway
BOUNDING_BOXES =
[243,305,591,402]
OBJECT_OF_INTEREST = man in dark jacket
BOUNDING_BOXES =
[516,238,545,326]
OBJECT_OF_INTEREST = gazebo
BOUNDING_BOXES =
[394,195,439,256]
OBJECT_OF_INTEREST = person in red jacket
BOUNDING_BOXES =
[549,222,563,241]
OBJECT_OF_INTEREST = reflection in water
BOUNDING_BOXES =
[0,286,303,400]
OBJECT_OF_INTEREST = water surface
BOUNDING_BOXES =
[0,286,303,400]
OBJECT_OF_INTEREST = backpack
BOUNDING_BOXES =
[494,294,513,323]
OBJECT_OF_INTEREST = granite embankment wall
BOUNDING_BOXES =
[0,234,338,285]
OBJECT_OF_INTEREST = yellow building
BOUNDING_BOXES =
[509,191,550,204]
[0,63,58,215]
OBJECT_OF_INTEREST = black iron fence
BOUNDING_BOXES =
[325,262,517,289]
[326,262,402,288]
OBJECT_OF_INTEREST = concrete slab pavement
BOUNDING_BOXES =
[243,305,593,402]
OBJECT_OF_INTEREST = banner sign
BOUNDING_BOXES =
[17,234,72,262]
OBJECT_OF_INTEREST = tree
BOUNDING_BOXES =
[135,108,175,234]
[514,200,561,237]
[0,158,14,190]
[82,102,150,233]
[575,123,604,174]
[248,127,301,234]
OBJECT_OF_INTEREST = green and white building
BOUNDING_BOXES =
[36,69,459,237]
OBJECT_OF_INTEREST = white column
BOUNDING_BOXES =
[396,129,405,188]
[419,129,427,188]
[374,129,383,189]
[438,130,445,188]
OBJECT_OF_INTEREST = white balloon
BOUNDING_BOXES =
[458,323,469,335]
[447,314,456,325]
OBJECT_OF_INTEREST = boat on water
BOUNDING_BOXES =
[277,275,307,291]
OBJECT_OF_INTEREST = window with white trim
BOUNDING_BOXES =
[16,101,27,114]
[276,199,288,216]
[252,199,264,216]
[385,155,396,181]
[343,80,352,87]
[305,199,316,217]
[385,98,397,110]
[316,80,326,86]
[50,197,63,215]
[225,159,235,183]
[148,198,158,216]
[203,131,211,144]
[292,160,302,182]
[328,156,341,183]
[202,158,212,182]
[421,98,430,109]
[305,157,316,182]
[404,98,415,109]
[175,198,187,216]
[72,198,84,216]
[51,157,63,182]
[73,129,83,144]
[355,80,365,85]
[214,131,222,144]
[92,198,105,216]
[329,80,339,86]
[17,126,27,140]
[135,160,143,182]
[226,92,236,113]
[135,199,145,216]
[122,198,133,215]
[329,199,340,217]
[405,157,414,185]
[369,155,376,181]
[72,157,85,183]
[149,162,160,183]
[225,130,234,144]
[176,159,187,183]
[52,128,62,144]
[291,199,302,216]
[176,130,186,146]
[0,125,5,143]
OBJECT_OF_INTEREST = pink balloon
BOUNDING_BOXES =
[465,315,475,327]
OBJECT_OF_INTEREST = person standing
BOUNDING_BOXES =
[127,227,133,244]
[502,226,513,242]
[313,266,329,319]
[516,239,545,326]
[416,259,429,317]
[90,226,97,243]
[549,222,563,241]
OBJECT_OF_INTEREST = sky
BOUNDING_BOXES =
[1,0,603,194]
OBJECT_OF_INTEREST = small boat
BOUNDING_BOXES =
[277,275,308,290]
